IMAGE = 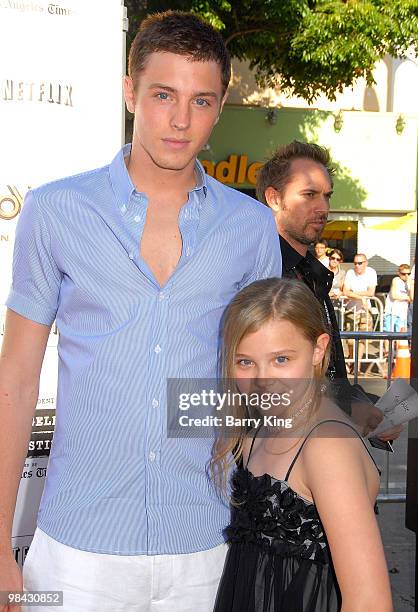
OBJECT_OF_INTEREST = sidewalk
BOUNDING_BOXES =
[378,503,416,611]
[344,348,415,609]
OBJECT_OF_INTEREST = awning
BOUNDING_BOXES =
[322,220,357,240]
[370,211,417,232]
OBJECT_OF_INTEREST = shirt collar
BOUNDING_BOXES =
[279,235,304,273]
[193,159,208,197]
[109,144,208,209]
[108,144,136,208]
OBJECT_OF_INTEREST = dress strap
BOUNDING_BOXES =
[285,419,380,481]
[245,425,262,469]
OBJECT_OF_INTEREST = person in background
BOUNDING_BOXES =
[384,264,413,333]
[314,239,329,267]
[343,254,377,308]
[328,249,345,299]
[342,254,377,371]
[256,140,402,440]
[328,248,346,329]
[384,264,413,358]
[407,260,415,335]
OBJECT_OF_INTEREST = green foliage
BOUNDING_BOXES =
[125,0,418,102]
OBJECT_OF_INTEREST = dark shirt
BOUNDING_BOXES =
[280,235,351,411]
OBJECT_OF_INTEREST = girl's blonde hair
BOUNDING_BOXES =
[211,277,331,493]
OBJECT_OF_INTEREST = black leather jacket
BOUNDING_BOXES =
[280,235,352,412]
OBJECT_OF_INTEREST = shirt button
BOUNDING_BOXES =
[120,204,127,214]
[154,344,161,354]
[128,252,134,260]
[186,247,191,257]
[149,451,156,462]
[184,210,189,220]
[158,292,165,301]
[152,398,159,408]
[134,215,141,223]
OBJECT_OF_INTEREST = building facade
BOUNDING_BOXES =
[197,55,418,277]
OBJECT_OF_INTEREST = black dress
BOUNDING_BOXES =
[214,419,378,612]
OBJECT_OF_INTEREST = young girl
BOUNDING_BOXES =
[212,278,392,612]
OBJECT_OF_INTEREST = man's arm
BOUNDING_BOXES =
[391,277,411,302]
[342,268,376,300]
[409,280,414,302]
[342,275,356,298]
[409,267,415,301]
[0,310,51,611]
[357,269,378,298]
[343,286,376,299]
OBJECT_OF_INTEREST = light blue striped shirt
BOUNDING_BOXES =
[7,144,281,555]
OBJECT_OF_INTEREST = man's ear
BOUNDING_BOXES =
[264,186,282,213]
[312,333,330,367]
[123,76,136,114]
[216,91,228,124]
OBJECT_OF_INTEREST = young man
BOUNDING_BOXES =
[384,263,413,333]
[256,140,402,439]
[0,12,281,612]
[314,239,329,267]
[383,264,413,356]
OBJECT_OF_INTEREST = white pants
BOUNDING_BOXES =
[23,528,227,612]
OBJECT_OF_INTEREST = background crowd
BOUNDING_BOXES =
[315,240,414,332]
[314,240,414,374]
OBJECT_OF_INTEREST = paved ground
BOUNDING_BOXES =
[378,503,416,611]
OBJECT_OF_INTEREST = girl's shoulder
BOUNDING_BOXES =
[300,401,377,469]
[305,414,359,438]
[300,405,380,486]
[308,399,356,433]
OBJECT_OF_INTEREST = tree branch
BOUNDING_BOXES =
[225,27,271,45]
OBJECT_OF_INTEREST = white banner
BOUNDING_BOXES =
[0,0,126,566]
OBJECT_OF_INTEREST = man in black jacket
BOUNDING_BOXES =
[256,141,401,441]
